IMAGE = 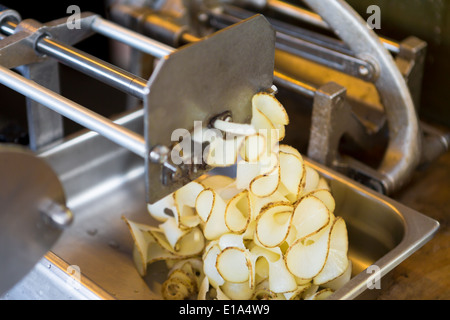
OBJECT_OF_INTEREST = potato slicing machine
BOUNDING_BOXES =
[0,0,444,300]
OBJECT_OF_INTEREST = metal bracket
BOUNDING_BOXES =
[307,81,389,193]
[395,36,427,113]
[0,9,98,151]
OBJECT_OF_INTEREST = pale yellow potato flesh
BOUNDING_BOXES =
[124,92,351,300]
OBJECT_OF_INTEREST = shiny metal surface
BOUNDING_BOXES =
[266,0,401,54]
[143,14,276,203]
[91,17,175,59]
[20,59,64,152]
[0,65,147,158]
[2,252,112,300]
[35,37,149,99]
[1,108,438,300]
[0,145,68,295]
[0,20,149,100]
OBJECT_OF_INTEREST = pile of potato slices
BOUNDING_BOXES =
[123,92,352,300]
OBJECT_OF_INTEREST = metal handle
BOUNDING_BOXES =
[303,0,421,194]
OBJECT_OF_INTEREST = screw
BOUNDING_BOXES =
[40,199,73,229]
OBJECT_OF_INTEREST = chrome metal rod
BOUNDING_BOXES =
[0,65,147,158]
[36,38,149,99]
[267,0,400,54]
[273,70,316,98]
[91,17,175,59]
[269,0,328,29]
[0,21,149,99]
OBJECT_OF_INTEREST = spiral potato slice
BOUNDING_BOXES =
[216,247,251,283]
[173,181,204,228]
[314,217,349,285]
[285,221,333,279]
[125,91,351,300]
[255,202,294,248]
[278,150,305,200]
[292,195,331,239]
[224,190,251,233]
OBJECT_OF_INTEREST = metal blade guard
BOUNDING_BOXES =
[144,15,275,203]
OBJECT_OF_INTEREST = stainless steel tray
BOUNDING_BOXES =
[1,108,439,300]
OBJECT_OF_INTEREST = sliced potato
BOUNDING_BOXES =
[278,144,302,158]
[125,91,352,301]
[218,233,246,251]
[199,174,235,191]
[306,189,336,214]
[304,288,334,300]
[239,133,267,163]
[199,189,229,240]
[252,92,289,126]
[253,280,283,300]
[302,165,320,195]
[249,153,280,197]
[292,195,331,239]
[202,243,225,288]
[216,247,251,283]
[205,135,244,167]
[159,217,189,250]
[322,259,352,291]
[268,258,297,293]
[236,159,263,190]
[248,190,288,221]
[314,217,349,285]
[221,281,254,300]
[317,177,331,190]
[283,284,311,300]
[224,190,251,233]
[147,193,177,222]
[278,150,305,200]
[195,188,215,222]
[123,217,156,276]
[255,202,293,248]
[150,226,205,257]
[285,222,332,279]
[174,181,204,228]
[197,275,230,300]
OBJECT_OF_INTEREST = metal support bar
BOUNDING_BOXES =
[91,17,175,59]
[207,7,377,82]
[266,0,401,54]
[37,37,149,99]
[0,20,149,99]
[395,36,427,112]
[0,65,147,159]
[273,70,316,98]
[19,60,64,151]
